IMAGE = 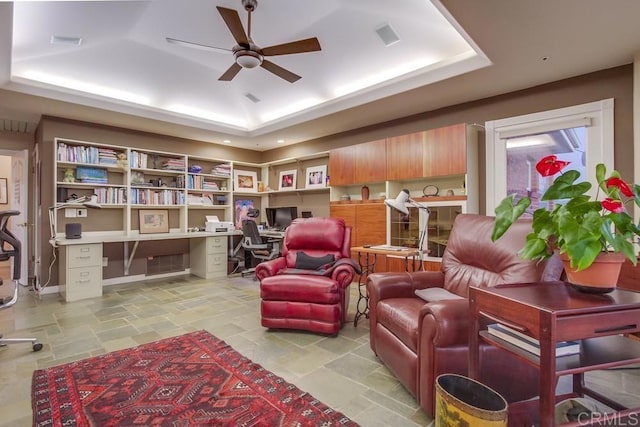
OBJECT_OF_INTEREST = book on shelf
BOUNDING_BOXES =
[487,323,580,357]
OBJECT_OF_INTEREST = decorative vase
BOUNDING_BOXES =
[361,185,369,201]
[560,252,625,294]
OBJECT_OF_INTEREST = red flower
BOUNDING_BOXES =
[602,198,624,213]
[535,155,571,177]
[606,177,634,197]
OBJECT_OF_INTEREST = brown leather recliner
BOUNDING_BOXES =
[367,213,564,416]
[256,217,359,335]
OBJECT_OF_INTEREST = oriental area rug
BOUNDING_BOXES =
[32,330,358,426]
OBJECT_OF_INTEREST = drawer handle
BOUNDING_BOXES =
[75,256,91,260]
[76,280,91,284]
[80,248,91,253]
[594,324,636,334]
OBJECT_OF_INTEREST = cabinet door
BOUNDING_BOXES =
[424,123,467,177]
[354,139,387,184]
[386,132,426,180]
[328,146,356,186]
[354,204,386,247]
[330,204,356,230]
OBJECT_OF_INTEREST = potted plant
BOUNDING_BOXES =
[491,155,640,292]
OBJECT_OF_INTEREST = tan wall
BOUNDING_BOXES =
[5,64,634,286]
[0,155,10,209]
[265,64,635,216]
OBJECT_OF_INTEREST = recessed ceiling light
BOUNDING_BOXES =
[223,139,231,144]
[50,35,83,46]
[375,23,400,47]
[277,139,285,144]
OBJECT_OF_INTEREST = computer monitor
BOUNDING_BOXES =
[268,206,297,230]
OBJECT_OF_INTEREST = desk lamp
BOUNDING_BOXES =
[48,194,102,246]
[385,189,430,255]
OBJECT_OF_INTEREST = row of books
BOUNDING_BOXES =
[129,188,186,205]
[487,323,580,357]
[93,187,127,205]
[187,175,221,190]
[57,143,121,165]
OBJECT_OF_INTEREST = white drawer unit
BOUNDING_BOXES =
[190,235,228,279]
[59,243,103,302]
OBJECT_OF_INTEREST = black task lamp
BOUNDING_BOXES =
[384,189,430,255]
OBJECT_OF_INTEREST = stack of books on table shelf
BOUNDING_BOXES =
[487,323,580,357]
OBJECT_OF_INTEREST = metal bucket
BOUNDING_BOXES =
[435,374,508,427]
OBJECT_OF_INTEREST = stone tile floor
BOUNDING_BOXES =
[0,274,638,426]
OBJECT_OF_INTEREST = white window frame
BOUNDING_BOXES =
[485,99,614,216]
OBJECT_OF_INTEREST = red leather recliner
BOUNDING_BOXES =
[256,217,358,335]
[367,214,564,416]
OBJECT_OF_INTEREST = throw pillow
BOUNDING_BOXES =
[295,252,335,270]
[414,288,464,302]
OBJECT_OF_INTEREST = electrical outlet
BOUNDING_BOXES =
[76,208,87,217]
[102,257,108,267]
[65,208,76,218]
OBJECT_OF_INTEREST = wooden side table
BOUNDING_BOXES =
[469,281,640,427]
[350,245,419,326]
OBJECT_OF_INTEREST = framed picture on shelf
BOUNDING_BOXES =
[233,170,257,192]
[305,165,327,189]
[139,209,169,234]
[278,169,297,191]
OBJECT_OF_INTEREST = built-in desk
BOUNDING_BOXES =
[53,231,240,302]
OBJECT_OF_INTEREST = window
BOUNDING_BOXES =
[485,99,614,216]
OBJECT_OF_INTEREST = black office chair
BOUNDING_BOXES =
[0,210,43,352]
[241,219,280,278]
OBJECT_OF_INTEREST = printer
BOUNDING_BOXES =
[205,216,234,232]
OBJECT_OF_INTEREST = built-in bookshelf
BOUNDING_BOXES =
[53,138,329,236]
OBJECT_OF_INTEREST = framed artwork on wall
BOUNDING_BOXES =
[139,209,169,234]
[278,169,297,191]
[233,170,257,192]
[305,165,327,189]
[0,178,6,204]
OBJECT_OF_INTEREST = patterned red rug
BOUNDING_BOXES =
[32,330,358,426]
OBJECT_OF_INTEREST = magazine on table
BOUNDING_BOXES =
[487,323,580,357]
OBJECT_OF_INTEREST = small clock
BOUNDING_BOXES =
[422,184,439,196]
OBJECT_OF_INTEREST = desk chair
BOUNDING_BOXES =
[240,219,280,278]
[0,210,43,352]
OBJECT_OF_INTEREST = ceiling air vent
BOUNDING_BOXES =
[50,35,83,46]
[245,93,261,103]
[375,24,400,47]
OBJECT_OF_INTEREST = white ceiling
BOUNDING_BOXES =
[2,1,640,151]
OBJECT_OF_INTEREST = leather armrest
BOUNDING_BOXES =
[255,257,286,281]
[419,298,470,347]
[367,270,445,301]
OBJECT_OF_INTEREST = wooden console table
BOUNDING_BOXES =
[469,281,640,427]
[350,245,419,326]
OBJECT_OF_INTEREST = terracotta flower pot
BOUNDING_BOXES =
[560,252,625,294]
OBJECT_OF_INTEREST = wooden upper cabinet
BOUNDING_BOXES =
[354,138,386,184]
[386,131,426,180]
[424,123,467,177]
[328,146,356,186]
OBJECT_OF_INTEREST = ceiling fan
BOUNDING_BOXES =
[166,0,321,83]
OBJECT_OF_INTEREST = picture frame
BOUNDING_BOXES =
[305,165,327,189]
[139,209,169,234]
[0,178,6,204]
[278,169,297,191]
[233,170,258,193]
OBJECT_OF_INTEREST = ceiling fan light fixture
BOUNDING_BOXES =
[235,50,263,69]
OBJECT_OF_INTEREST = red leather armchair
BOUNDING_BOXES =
[367,214,564,416]
[256,217,358,335]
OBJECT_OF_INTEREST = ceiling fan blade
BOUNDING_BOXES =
[261,38,321,56]
[219,63,243,81]
[216,6,249,46]
[261,60,301,83]
[166,37,231,54]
